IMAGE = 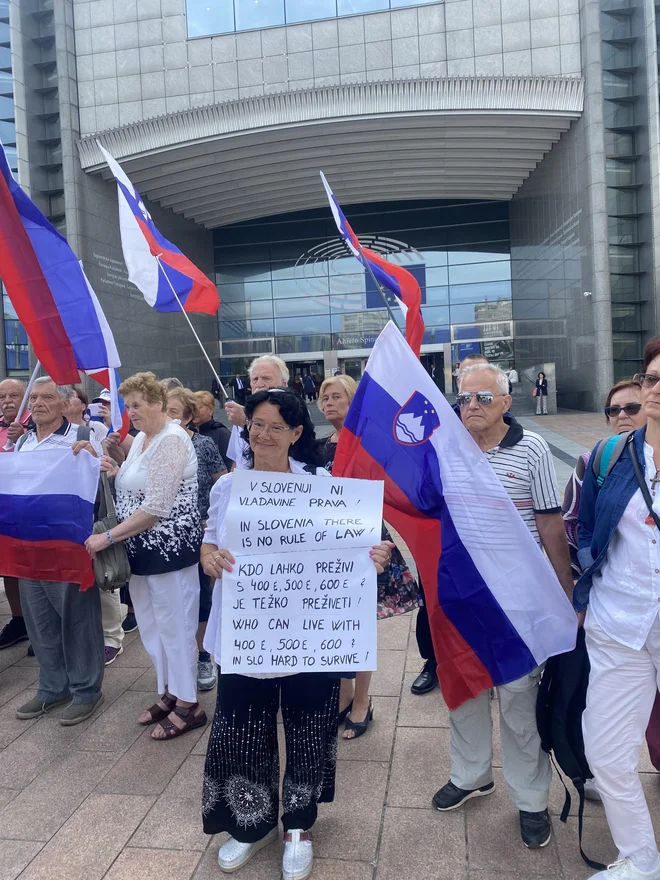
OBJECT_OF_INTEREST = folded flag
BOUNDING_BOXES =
[0,448,99,589]
[0,143,121,384]
[333,322,577,710]
[320,171,424,357]
[98,143,219,315]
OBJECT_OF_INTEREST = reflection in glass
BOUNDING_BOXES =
[186,0,234,37]
[448,280,512,305]
[0,119,14,143]
[337,0,387,13]
[235,0,284,31]
[0,94,13,118]
[275,315,332,337]
[0,45,10,68]
[274,296,330,317]
[449,261,511,285]
[287,0,336,22]
[220,317,274,339]
[330,293,367,313]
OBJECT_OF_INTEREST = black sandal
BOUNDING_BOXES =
[138,693,176,726]
[343,698,373,740]
[338,699,353,725]
[151,702,207,740]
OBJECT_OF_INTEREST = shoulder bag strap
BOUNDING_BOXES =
[100,472,118,527]
[628,435,660,530]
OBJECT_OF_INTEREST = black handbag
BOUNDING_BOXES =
[92,472,131,591]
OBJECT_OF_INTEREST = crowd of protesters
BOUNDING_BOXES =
[2,343,660,880]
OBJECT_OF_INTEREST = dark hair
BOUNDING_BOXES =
[241,389,320,468]
[643,336,660,371]
[538,372,546,379]
[74,387,89,407]
[604,378,642,424]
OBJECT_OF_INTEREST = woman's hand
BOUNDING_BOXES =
[201,546,235,579]
[103,432,126,464]
[100,455,119,477]
[85,532,111,558]
[370,541,394,575]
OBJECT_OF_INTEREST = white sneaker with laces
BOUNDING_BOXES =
[217,827,277,873]
[590,857,660,879]
[283,829,313,880]
[197,658,217,691]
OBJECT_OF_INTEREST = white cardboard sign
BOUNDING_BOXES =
[220,469,384,674]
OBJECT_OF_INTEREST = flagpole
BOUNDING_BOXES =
[3,360,40,450]
[155,256,229,399]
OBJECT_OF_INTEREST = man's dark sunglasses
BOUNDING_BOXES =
[604,403,642,418]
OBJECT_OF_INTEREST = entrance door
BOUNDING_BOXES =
[420,352,444,393]
[340,358,367,381]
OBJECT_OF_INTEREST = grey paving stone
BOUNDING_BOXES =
[0,840,45,880]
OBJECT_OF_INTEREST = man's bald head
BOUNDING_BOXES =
[0,378,25,423]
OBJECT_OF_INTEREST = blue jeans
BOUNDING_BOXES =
[19,579,104,704]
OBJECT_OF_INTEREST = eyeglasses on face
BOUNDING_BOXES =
[604,403,642,418]
[246,419,293,436]
[456,391,506,407]
[633,373,660,389]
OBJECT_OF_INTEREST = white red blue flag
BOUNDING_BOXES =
[0,448,99,589]
[85,367,130,441]
[320,171,425,356]
[98,144,219,315]
[0,143,121,385]
[333,322,577,710]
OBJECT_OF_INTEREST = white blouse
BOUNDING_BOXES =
[203,458,329,677]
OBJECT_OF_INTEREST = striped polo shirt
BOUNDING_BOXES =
[483,419,561,546]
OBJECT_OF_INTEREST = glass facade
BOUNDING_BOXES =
[0,0,26,375]
[215,200,512,381]
[187,0,438,37]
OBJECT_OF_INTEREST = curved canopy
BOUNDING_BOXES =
[79,75,584,229]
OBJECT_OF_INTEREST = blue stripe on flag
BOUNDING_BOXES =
[0,494,94,546]
[345,372,536,683]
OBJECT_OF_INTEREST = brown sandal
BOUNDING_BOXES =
[138,693,176,726]
[151,702,207,740]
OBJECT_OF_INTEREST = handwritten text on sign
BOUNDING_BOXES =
[220,470,384,674]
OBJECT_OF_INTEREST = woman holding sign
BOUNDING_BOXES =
[318,374,418,740]
[200,388,391,880]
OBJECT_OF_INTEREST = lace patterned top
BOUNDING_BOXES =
[115,421,202,576]
[191,431,224,520]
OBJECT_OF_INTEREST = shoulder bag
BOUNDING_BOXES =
[92,472,131,591]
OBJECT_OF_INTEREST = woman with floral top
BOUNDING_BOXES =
[86,372,206,740]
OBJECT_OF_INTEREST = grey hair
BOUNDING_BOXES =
[248,355,289,385]
[161,377,183,390]
[31,377,72,400]
[458,363,510,396]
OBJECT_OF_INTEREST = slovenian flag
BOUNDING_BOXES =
[0,143,121,385]
[320,171,425,357]
[98,144,219,315]
[0,448,99,589]
[333,322,577,710]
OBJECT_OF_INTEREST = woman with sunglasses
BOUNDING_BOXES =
[577,339,660,880]
[200,388,392,880]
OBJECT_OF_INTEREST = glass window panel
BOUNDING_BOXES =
[419,250,448,268]
[0,94,13,118]
[186,0,234,36]
[451,300,512,325]
[0,21,8,43]
[607,186,637,215]
[275,315,331,336]
[235,0,285,30]
[4,144,16,169]
[221,299,273,321]
[0,0,7,17]
[604,130,634,155]
[0,69,11,94]
[419,305,449,328]
[286,0,336,22]
[601,41,632,67]
[608,216,637,244]
[606,158,635,186]
[0,119,14,142]
[337,0,387,12]
[277,333,332,355]
[603,100,634,127]
[425,265,449,286]
[448,250,510,265]
[612,332,642,361]
[603,71,634,99]
[272,277,318,299]
[220,317,274,339]
[328,272,364,295]
[609,246,638,274]
[612,303,642,332]
[0,45,10,68]
[448,261,511,285]
[273,296,330,317]
[331,311,388,334]
[610,273,640,301]
[449,280,512,304]
[601,17,631,41]
[219,280,272,301]
[425,285,449,306]
[330,293,367,313]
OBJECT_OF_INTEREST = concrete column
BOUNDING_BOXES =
[580,0,614,407]
[643,0,660,332]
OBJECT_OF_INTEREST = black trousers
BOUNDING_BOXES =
[202,673,339,842]
[415,577,437,665]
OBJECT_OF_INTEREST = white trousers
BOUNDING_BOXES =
[100,588,124,650]
[449,667,551,812]
[583,609,660,871]
[130,564,200,703]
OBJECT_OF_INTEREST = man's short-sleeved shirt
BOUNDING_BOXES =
[484,420,560,546]
[0,411,31,452]
[18,418,103,455]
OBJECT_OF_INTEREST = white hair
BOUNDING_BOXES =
[458,363,510,396]
[248,355,289,386]
[31,376,71,400]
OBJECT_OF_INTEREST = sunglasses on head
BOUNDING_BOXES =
[456,391,504,407]
[604,402,642,418]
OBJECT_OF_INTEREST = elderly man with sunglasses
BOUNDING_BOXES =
[433,363,575,851]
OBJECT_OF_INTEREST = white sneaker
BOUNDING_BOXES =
[283,829,313,880]
[590,858,660,879]
[197,658,217,691]
[584,778,602,802]
[217,827,277,873]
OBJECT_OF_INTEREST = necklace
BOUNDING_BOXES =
[652,470,660,493]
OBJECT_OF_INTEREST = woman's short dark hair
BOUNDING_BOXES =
[241,389,320,468]
[538,372,545,379]
[643,336,660,371]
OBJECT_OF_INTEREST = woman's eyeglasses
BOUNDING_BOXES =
[456,391,506,407]
[604,403,642,418]
[633,373,660,389]
[246,419,293,436]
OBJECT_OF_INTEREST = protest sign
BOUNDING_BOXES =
[220,469,384,674]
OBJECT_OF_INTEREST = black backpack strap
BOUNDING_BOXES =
[628,434,660,530]
[574,778,607,872]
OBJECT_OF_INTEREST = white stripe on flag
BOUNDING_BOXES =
[0,447,100,503]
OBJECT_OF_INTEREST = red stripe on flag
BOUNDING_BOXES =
[0,174,79,383]
[334,429,493,710]
[136,218,219,315]
[362,245,425,357]
[0,535,95,589]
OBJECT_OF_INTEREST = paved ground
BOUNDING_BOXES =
[1,410,655,880]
